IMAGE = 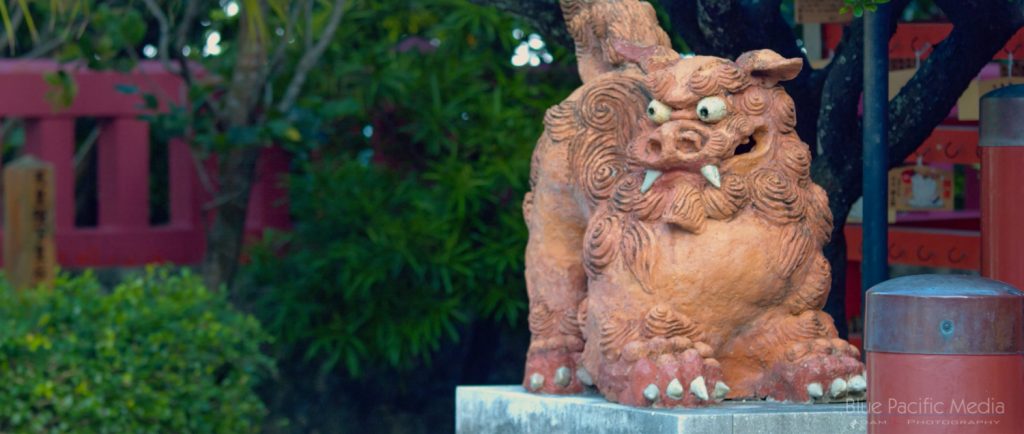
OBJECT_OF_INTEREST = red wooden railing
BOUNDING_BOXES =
[0,60,290,267]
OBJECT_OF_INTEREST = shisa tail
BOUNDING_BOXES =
[559,0,673,82]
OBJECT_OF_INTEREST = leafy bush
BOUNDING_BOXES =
[244,0,576,376]
[0,268,272,433]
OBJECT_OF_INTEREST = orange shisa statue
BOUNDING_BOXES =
[522,0,865,407]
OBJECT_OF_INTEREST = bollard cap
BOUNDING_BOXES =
[980,84,1024,147]
[865,274,1024,355]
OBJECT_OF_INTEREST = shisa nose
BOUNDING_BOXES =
[638,125,721,192]
[642,126,702,163]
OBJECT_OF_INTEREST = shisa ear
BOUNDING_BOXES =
[611,39,680,74]
[735,49,802,87]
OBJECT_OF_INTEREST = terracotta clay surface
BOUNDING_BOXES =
[521,0,865,408]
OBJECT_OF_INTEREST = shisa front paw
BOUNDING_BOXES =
[607,337,728,408]
[760,338,866,403]
[523,336,585,394]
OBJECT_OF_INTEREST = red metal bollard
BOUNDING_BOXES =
[865,275,1024,433]
[980,85,1024,290]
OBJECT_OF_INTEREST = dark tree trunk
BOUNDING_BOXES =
[202,147,263,291]
[201,11,267,292]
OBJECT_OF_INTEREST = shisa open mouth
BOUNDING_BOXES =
[638,132,762,194]
[636,133,763,194]
[640,164,720,194]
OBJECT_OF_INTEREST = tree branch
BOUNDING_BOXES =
[20,37,66,59]
[141,0,174,72]
[815,18,865,182]
[276,0,347,113]
[821,0,1024,193]
[175,0,202,52]
[0,6,24,57]
[174,0,204,87]
[268,0,305,80]
[888,0,1024,166]
[470,0,570,49]
[305,0,314,49]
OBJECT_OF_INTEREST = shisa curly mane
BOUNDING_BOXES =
[531,59,832,292]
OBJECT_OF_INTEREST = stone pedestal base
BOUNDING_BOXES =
[456,386,867,434]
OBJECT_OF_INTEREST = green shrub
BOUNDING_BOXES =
[244,0,576,377]
[0,268,273,433]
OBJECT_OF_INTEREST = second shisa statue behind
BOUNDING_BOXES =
[522,0,865,407]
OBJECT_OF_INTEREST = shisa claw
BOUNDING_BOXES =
[848,375,866,393]
[576,367,594,386]
[554,366,571,387]
[529,373,545,391]
[829,378,848,399]
[689,376,709,401]
[666,378,684,399]
[643,384,660,402]
[806,382,824,399]
[713,381,730,400]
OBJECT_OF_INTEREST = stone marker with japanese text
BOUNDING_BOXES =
[4,156,56,290]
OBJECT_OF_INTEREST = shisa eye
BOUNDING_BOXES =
[696,96,728,123]
[647,99,672,124]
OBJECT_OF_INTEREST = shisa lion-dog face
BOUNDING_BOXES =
[630,45,805,195]
[522,41,865,408]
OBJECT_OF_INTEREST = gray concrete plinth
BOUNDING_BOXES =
[456,386,867,434]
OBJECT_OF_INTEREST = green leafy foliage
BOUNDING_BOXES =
[42,70,76,111]
[840,0,892,17]
[40,2,145,71]
[0,268,273,433]
[244,0,576,377]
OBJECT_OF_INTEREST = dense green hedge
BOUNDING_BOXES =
[0,269,272,433]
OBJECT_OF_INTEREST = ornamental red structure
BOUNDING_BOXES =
[0,61,290,268]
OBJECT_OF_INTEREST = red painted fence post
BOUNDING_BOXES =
[23,118,75,232]
[98,117,150,228]
[168,138,200,228]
